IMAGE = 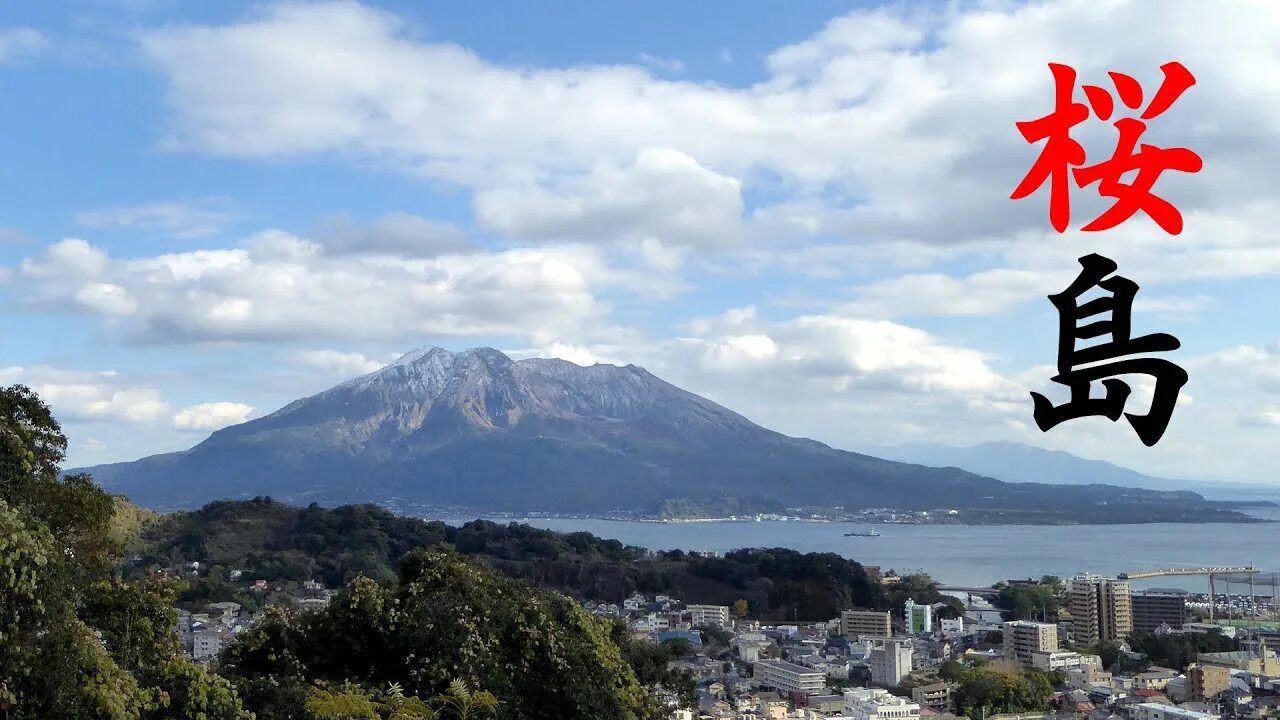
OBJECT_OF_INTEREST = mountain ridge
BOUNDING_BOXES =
[76,346,1261,522]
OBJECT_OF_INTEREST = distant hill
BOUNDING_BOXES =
[76,347,1260,522]
[862,441,1273,500]
[130,497,892,620]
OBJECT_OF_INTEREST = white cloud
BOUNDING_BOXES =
[842,267,1062,319]
[599,306,1028,447]
[0,366,169,424]
[76,201,238,239]
[475,148,744,249]
[290,349,384,377]
[173,401,255,431]
[138,1,1280,261]
[0,27,48,64]
[12,233,610,345]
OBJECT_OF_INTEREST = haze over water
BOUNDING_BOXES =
[464,506,1280,593]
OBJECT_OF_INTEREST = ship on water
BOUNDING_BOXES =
[844,529,881,537]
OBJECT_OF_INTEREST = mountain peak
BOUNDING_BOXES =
[387,345,453,368]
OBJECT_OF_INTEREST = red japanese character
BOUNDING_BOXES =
[1011,62,1203,235]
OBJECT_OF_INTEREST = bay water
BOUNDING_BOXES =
[463,506,1280,593]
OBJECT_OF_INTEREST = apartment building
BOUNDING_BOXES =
[752,659,826,695]
[1030,649,1085,671]
[687,604,731,628]
[1132,591,1187,633]
[841,609,892,639]
[910,682,954,712]
[1068,573,1132,646]
[869,638,913,687]
[904,599,932,634]
[1188,662,1231,701]
[1003,620,1059,668]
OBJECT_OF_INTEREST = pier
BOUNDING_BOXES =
[1118,565,1257,580]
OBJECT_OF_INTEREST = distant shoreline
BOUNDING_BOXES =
[443,511,1277,527]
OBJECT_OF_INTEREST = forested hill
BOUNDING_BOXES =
[132,497,921,621]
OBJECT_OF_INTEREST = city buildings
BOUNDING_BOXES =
[1187,662,1231,701]
[752,659,826,695]
[1068,573,1133,646]
[841,609,892,640]
[1132,591,1188,633]
[868,638,913,687]
[1132,667,1180,691]
[193,628,232,662]
[1002,620,1058,668]
[1129,703,1219,720]
[1031,649,1085,671]
[910,682,953,712]
[1198,648,1276,674]
[688,604,731,628]
[904,599,932,634]
[845,688,921,720]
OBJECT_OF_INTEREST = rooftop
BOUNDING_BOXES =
[754,658,825,675]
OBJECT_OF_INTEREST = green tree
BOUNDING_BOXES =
[81,577,182,673]
[992,582,1060,622]
[0,386,250,720]
[696,625,732,648]
[0,385,118,575]
[609,624,697,711]
[0,500,161,719]
[731,599,749,618]
[220,547,665,720]
[1090,641,1124,670]
[947,663,1059,720]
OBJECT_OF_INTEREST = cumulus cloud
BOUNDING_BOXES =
[290,349,385,378]
[11,233,608,345]
[76,201,238,239]
[475,148,745,249]
[591,306,1031,448]
[0,366,169,424]
[140,1,1280,250]
[173,401,255,431]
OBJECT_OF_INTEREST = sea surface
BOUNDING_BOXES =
[448,506,1280,593]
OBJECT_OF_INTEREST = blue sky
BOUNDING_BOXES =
[2,0,1279,483]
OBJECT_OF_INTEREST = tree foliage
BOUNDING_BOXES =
[0,385,250,720]
[1121,631,1239,672]
[947,663,1061,720]
[220,546,671,720]
[992,581,1060,621]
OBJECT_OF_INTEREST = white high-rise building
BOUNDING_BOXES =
[904,599,932,634]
